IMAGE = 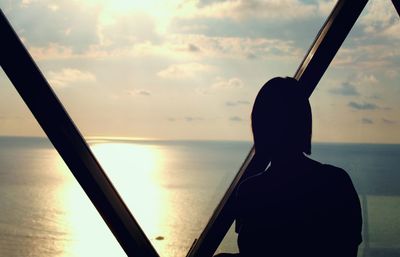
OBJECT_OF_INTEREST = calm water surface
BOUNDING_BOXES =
[0,137,399,256]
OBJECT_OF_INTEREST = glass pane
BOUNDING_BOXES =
[1,0,340,256]
[0,70,125,256]
[310,1,400,256]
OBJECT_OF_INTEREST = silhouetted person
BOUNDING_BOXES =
[216,77,362,257]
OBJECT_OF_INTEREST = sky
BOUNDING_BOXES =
[0,0,399,143]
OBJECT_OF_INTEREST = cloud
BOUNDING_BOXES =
[368,94,381,100]
[100,13,161,48]
[196,77,245,95]
[382,22,400,40]
[325,74,378,97]
[359,0,398,37]
[157,62,214,79]
[20,0,34,7]
[6,0,101,53]
[21,21,303,62]
[48,68,96,88]
[229,116,243,122]
[354,73,379,85]
[177,0,318,21]
[348,101,379,110]
[225,100,250,106]
[128,90,151,96]
[27,43,75,60]
[184,116,203,122]
[382,118,396,125]
[68,34,301,62]
[188,43,201,52]
[212,77,244,89]
[317,0,336,16]
[0,115,23,120]
[331,2,400,76]
[166,116,204,122]
[385,69,399,79]
[168,34,302,60]
[329,82,359,96]
[332,43,400,72]
[361,118,373,124]
[3,0,164,58]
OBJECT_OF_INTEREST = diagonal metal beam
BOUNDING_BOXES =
[392,0,400,17]
[295,0,369,97]
[187,0,368,256]
[0,9,159,257]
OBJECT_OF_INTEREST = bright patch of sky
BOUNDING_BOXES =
[0,0,399,143]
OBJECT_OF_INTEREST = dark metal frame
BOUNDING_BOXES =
[393,0,400,16]
[1,0,399,255]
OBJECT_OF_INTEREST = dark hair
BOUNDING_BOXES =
[251,77,312,155]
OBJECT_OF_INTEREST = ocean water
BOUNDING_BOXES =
[0,137,399,257]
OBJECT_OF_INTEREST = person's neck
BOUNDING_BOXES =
[270,152,306,170]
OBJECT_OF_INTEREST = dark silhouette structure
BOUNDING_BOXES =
[217,77,362,257]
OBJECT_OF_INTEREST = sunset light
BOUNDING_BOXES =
[1,0,400,256]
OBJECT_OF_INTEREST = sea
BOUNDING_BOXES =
[0,136,399,257]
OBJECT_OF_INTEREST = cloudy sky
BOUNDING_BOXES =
[0,0,399,143]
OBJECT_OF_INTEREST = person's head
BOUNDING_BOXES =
[251,77,312,159]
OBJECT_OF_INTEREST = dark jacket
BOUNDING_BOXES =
[236,158,362,257]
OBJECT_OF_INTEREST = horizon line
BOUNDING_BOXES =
[0,134,400,145]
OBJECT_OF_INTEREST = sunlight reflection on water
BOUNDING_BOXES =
[55,142,179,256]
[0,138,247,257]
[91,143,168,246]
[53,147,126,257]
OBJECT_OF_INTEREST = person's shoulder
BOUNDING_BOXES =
[237,171,268,197]
[311,160,354,187]
[321,163,351,179]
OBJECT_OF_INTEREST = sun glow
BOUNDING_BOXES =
[53,141,169,256]
[90,142,167,241]
[60,183,125,257]
[53,150,125,256]
[91,143,160,178]
[91,0,179,34]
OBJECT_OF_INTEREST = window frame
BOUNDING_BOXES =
[1,0,399,255]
